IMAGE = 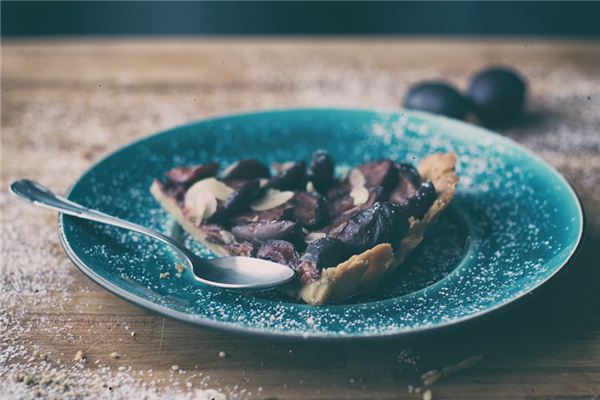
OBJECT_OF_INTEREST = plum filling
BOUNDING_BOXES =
[156,151,438,284]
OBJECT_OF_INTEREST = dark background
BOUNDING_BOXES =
[2,1,600,37]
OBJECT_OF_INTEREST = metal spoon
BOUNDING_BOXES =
[10,179,295,291]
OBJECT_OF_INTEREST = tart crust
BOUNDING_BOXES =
[150,152,458,305]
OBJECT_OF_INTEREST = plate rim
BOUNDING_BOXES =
[57,107,585,340]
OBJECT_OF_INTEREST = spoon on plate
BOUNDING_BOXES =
[10,179,296,291]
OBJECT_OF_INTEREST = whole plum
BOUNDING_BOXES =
[467,67,526,127]
[404,81,470,120]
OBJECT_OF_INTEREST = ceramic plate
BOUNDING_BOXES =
[59,108,584,340]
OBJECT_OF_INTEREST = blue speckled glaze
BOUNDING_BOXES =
[59,108,583,339]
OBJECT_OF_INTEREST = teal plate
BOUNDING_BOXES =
[59,108,584,340]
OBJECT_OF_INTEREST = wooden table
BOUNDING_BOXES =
[2,39,599,399]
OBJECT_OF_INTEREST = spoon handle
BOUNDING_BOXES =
[9,179,195,264]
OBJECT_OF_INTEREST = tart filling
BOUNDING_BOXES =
[150,151,458,305]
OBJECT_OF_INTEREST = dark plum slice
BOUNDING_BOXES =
[265,162,307,191]
[330,194,355,216]
[222,159,271,180]
[292,191,329,229]
[254,240,300,268]
[337,201,409,254]
[406,180,437,220]
[396,163,421,187]
[300,237,348,269]
[326,179,351,201]
[231,203,294,225]
[357,159,399,193]
[467,67,526,127]
[307,150,335,193]
[165,162,219,184]
[231,220,301,243]
[327,187,384,238]
[404,81,470,120]
[390,163,422,206]
[208,179,260,222]
[296,237,348,283]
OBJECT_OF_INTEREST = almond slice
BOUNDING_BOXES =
[349,169,369,206]
[201,178,235,201]
[184,178,234,222]
[184,188,217,222]
[304,232,326,243]
[250,189,294,211]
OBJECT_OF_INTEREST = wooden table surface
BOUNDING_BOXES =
[2,39,599,399]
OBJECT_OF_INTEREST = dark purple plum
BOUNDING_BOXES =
[222,159,271,180]
[266,162,306,191]
[390,162,422,206]
[357,160,399,193]
[337,201,409,254]
[300,237,348,269]
[208,179,260,222]
[307,150,335,193]
[254,240,300,268]
[404,81,470,120]
[292,191,329,229]
[231,220,301,243]
[467,67,526,127]
[406,180,436,219]
[296,237,349,285]
[165,163,219,184]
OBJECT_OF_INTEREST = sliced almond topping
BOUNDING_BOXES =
[200,178,235,201]
[250,189,294,211]
[349,169,369,206]
[304,232,326,243]
[184,179,223,222]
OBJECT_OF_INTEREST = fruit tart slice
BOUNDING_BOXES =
[150,151,458,305]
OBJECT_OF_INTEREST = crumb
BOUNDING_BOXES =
[407,385,414,394]
[218,351,226,358]
[421,354,484,386]
[159,272,171,279]
[130,331,136,337]
[415,387,422,394]
[74,350,86,363]
[421,369,442,386]
[423,389,433,400]
[124,326,129,331]
[175,264,185,274]
[109,352,120,359]
[171,365,179,371]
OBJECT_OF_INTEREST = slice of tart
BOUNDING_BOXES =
[150,151,458,305]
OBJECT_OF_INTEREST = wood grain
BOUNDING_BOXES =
[2,39,599,399]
